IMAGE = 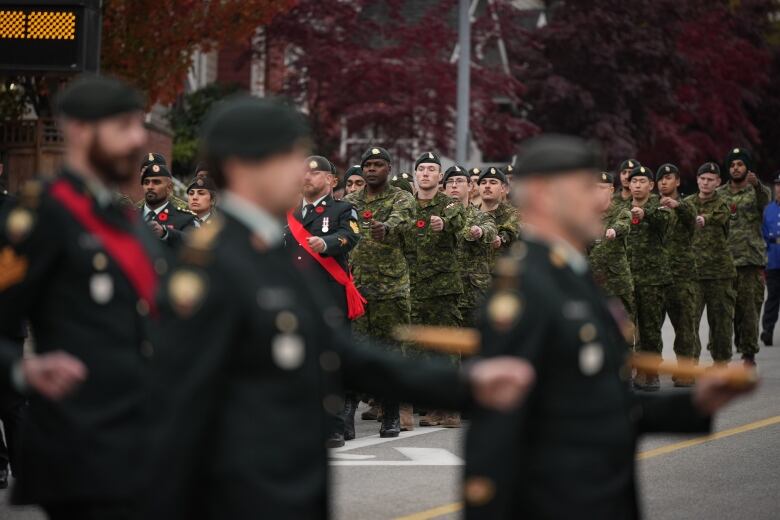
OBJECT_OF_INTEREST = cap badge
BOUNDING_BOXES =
[309,160,318,169]
[371,148,380,155]
[733,148,740,154]
[197,179,204,186]
[628,160,634,168]
[428,152,434,159]
[148,153,154,161]
[665,166,670,173]
[601,173,607,181]
[152,165,160,173]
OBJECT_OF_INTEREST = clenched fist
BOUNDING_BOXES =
[468,357,536,412]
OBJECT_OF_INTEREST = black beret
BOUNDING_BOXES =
[724,147,753,171]
[514,134,602,179]
[443,165,469,183]
[598,171,614,184]
[628,165,653,181]
[141,152,167,171]
[772,171,780,184]
[655,163,680,181]
[618,158,641,172]
[361,147,392,166]
[306,156,334,174]
[344,165,364,179]
[187,175,217,193]
[141,164,172,183]
[55,74,144,121]
[193,163,208,176]
[390,174,414,194]
[201,95,309,162]
[414,151,441,171]
[502,164,515,176]
[478,166,507,184]
[698,162,721,176]
[468,167,482,177]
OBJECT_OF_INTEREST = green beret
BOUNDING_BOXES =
[724,147,753,171]
[414,151,441,170]
[187,175,217,193]
[628,165,653,181]
[502,163,515,176]
[390,175,414,194]
[469,167,482,177]
[307,156,335,174]
[618,158,641,172]
[55,74,144,121]
[655,163,679,181]
[201,95,309,162]
[361,147,392,166]
[443,165,468,183]
[698,162,721,176]
[514,134,601,179]
[478,166,507,184]
[141,152,167,171]
[141,164,172,183]
[598,171,614,184]
[345,165,364,179]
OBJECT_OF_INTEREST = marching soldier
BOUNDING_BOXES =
[186,174,217,225]
[717,147,770,366]
[656,163,699,381]
[344,164,366,195]
[143,95,534,520]
[478,167,519,270]
[443,165,497,328]
[626,165,671,391]
[587,171,635,327]
[139,152,188,211]
[405,152,466,428]
[141,164,198,246]
[613,158,640,210]
[0,75,162,519]
[391,172,415,195]
[469,167,482,207]
[685,162,737,365]
[464,134,753,520]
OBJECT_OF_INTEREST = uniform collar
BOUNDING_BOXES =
[523,225,589,276]
[303,193,330,209]
[219,190,283,248]
[62,167,115,209]
[144,200,169,217]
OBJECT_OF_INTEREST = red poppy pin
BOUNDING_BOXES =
[416,219,426,229]
[730,204,737,214]
[158,211,169,222]
[631,217,640,225]
[362,210,373,220]
[315,206,325,214]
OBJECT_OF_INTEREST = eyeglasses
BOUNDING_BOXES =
[444,178,468,186]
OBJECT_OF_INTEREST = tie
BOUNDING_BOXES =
[303,204,315,218]
[145,210,155,222]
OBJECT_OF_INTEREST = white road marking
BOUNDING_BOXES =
[329,428,446,453]
[330,453,376,460]
[330,447,463,466]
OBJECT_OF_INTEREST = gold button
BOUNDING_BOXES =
[92,252,108,271]
[579,323,597,343]
[275,311,299,333]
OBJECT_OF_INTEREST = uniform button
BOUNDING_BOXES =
[154,258,169,275]
[319,351,341,371]
[275,311,299,333]
[140,341,154,358]
[92,252,108,271]
[136,299,150,316]
[297,256,302,260]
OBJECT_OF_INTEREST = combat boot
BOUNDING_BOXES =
[742,353,757,367]
[361,400,382,421]
[400,403,415,431]
[419,410,443,427]
[633,371,660,392]
[325,432,345,449]
[343,395,359,441]
[379,402,400,438]
[761,330,773,346]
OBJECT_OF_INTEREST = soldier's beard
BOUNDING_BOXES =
[731,170,747,182]
[88,134,142,185]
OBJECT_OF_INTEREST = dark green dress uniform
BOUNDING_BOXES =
[140,152,189,211]
[464,135,711,520]
[141,164,198,247]
[142,96,476,519]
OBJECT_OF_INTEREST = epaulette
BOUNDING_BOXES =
[179,215,224,266]
[170,195,189,212]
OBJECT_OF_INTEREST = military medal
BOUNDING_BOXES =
[322,217,330,233]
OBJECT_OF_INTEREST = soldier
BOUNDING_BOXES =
[626,165,671,391]
[143,95,534,520]
[444,165,498,328]
[139,152,188,211]
[344,164,366,195]
[587,171,635,327]
[345,146,416,437]
[405,152,466,428]
[717,147,770,366]
[613,158,640,210]
[685,162,737,366]
[0,75,162,519]
[760,172,780,346]
[656,163,699,381]
[478,167,519,270]
[464,134,753,520]
[469,167,482,207]
[186,174,217,225]
[391,171,415,195]
[141,164,198,246]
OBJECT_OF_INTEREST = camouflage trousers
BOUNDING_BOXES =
[410,294,463,362]
[352,296,411,349]
[634,284,667,354]
[733,266,764,356]
[458,279,490,328]
[612,291,636,327]
[663,280,699,359]
[693,278,736,362]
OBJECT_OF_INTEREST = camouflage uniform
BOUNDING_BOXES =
[481,201,520,271]
[346,185,416,345]
[405,192,466,357]
[588,202,635,323]
[717,181,771,356]
[611,191,632,212]
[457,205,498,327]
[662,195,699,359]
[626,196,671,354]
[685,192,737,361]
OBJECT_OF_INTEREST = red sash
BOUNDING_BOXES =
[51,180,158,314]
[287,211,366,320]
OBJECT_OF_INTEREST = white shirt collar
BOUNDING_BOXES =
[302,193,329,210]
[143,200,169,217]
[219,191,283,248]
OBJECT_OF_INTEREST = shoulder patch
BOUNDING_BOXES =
[0,246,28,291]
[5,208,35,244]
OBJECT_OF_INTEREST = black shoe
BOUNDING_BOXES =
[325,433,345,449]
[742,353,757,367]
[379,402,400,438]
[634,373,660,392]
[0,468,8,489]
[343,395,358,441]
[761,331,773,346]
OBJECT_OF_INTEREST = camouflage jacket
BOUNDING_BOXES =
[684,193,736,280]
[346,184,416,300]
[457,204,498,306]
[588,202,633,297]
[717,181,771,267]
[481,201,520,270]
[611,191,632,212]
[404,191,465,298]
[664,194,697,281]
[626,196,671,286]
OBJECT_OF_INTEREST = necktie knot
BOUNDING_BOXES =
[304,204,315,217]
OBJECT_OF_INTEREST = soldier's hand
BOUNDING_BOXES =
[696,215,706,228]
[307,236,327,253]
[491,236,502,249]
[469,225,483,240]
[21,351,87,401]
[660,197,679,209]
[605,228,617,240]
[148,221,165,237]
[370,220,387,240]
[430,216,444,232]
[468,357,535,412]
[693,371,757,416]
[630,206,645,222]
[747,171,759,186]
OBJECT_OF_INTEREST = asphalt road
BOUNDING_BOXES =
[2,317,779,519]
